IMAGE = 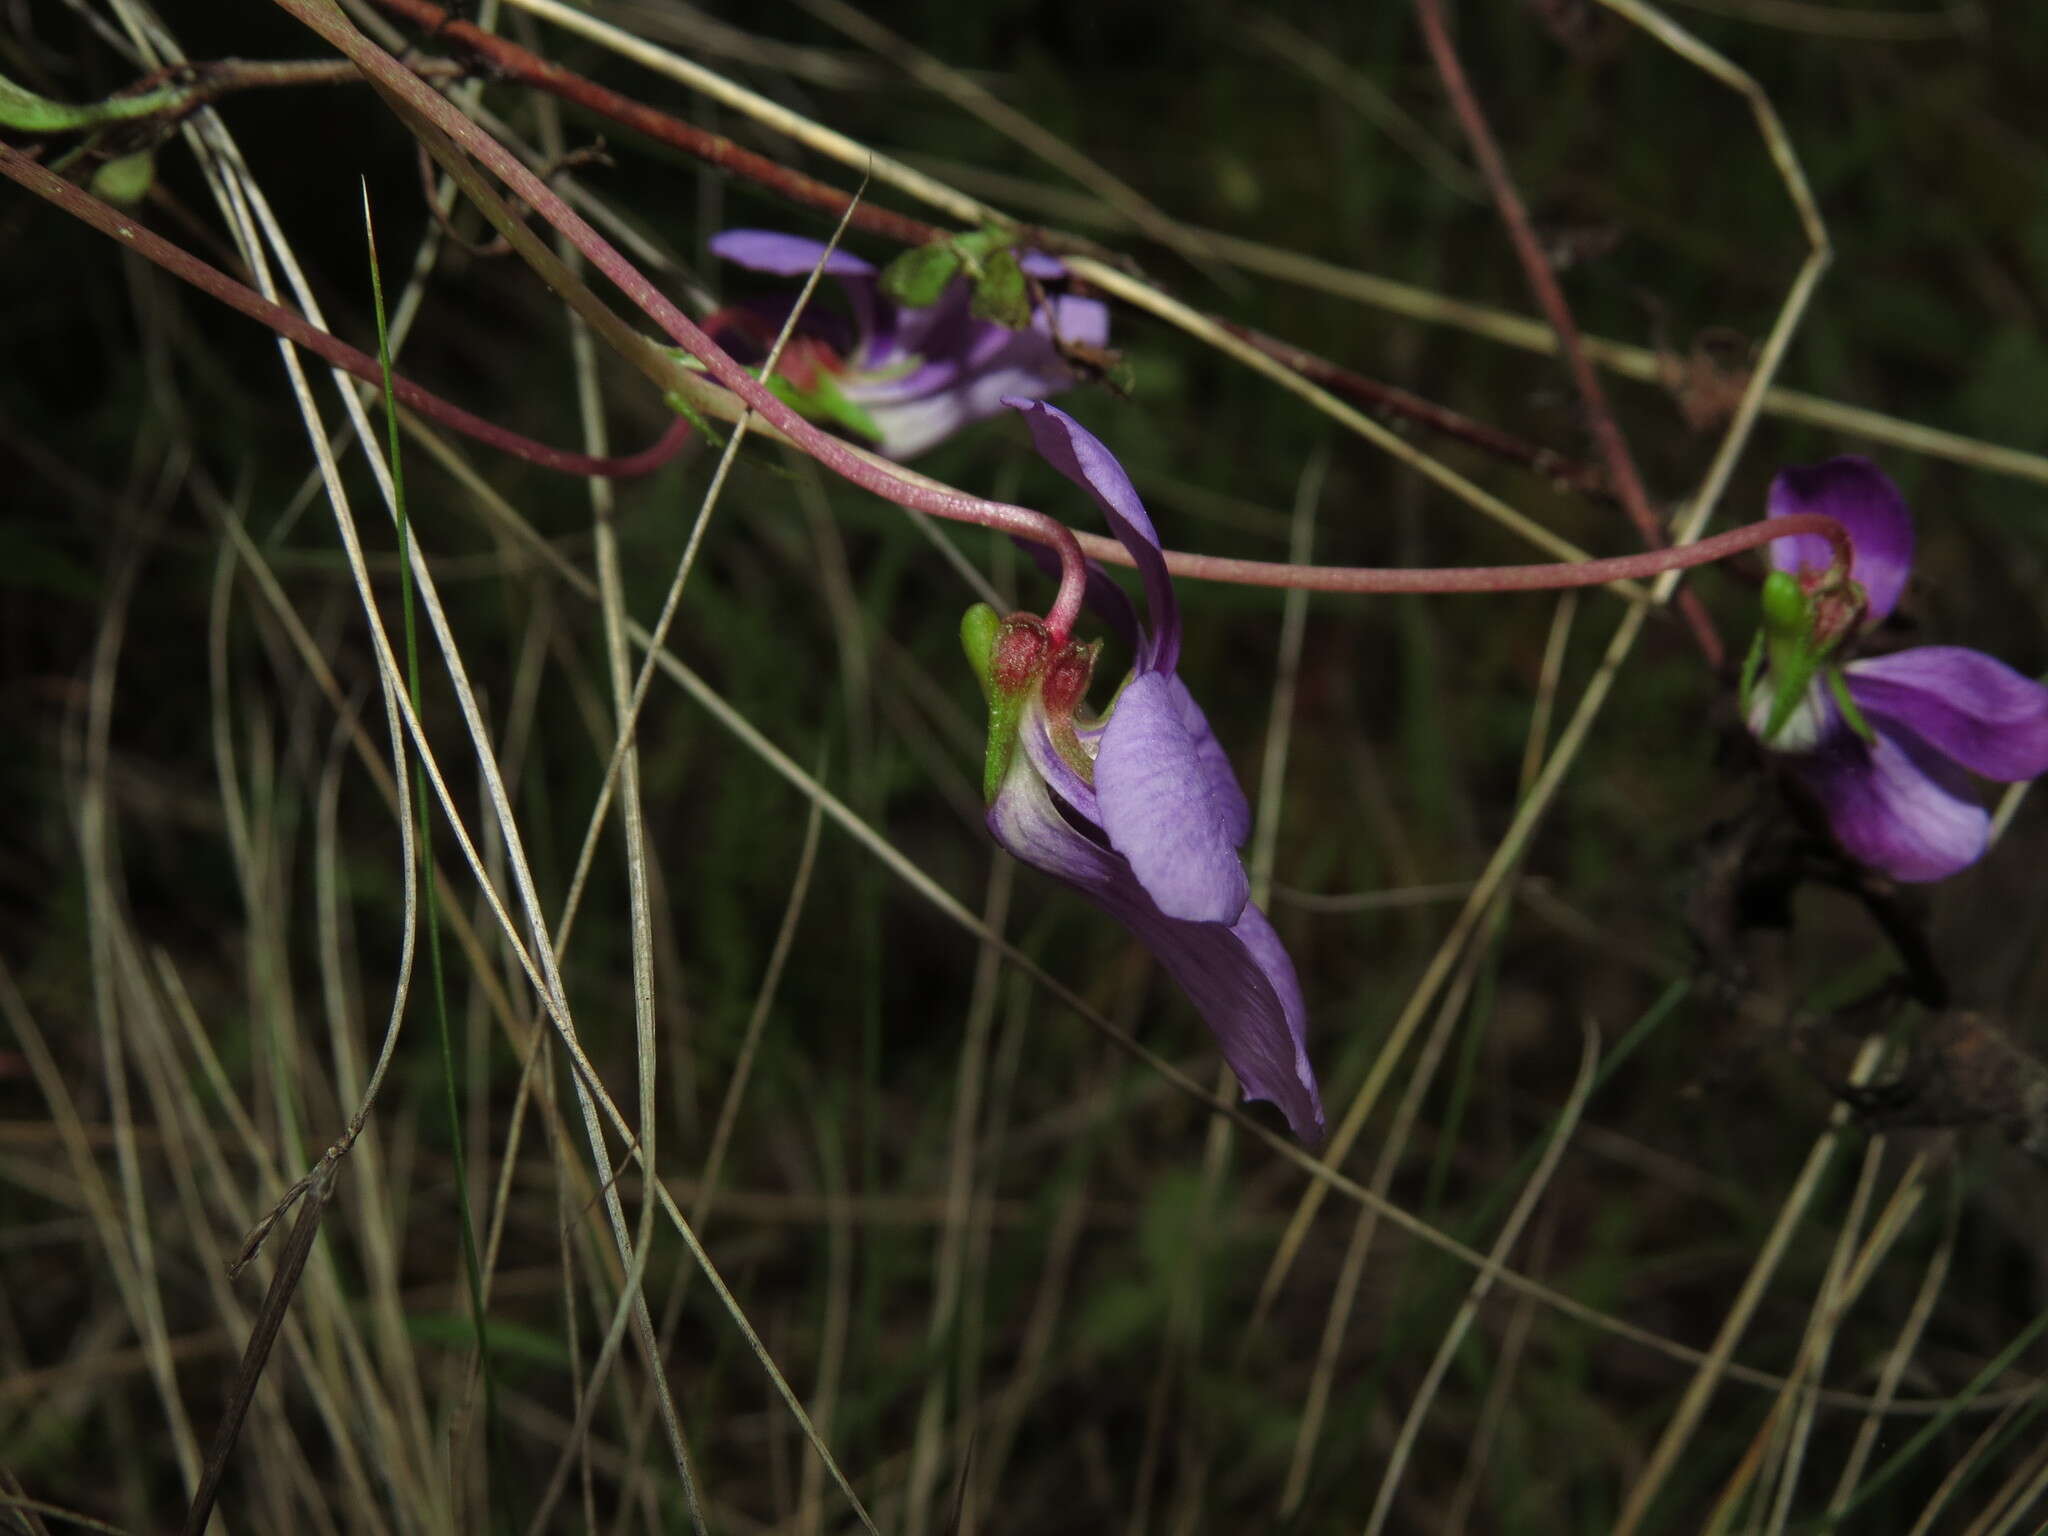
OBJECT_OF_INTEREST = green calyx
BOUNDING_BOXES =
[962,604,1030,805]
[963,605,1104,805]
[1744,568,1873,747]
[764,370,884,446]
[880,228,1037,329]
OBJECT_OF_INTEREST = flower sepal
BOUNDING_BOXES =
[962,604,1101,805]
[762,365,885,446]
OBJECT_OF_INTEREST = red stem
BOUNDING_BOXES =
[363,0,946,248]
[0,142,691,480]
[5,118,1851,608]
[273,0,1095,645]
[361,0,1632,517]
[1125,512,1847,597]
[1414,0,1727,670]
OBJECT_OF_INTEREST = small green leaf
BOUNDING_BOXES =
[968,247,1031,329]
[1737,628,1766,716]
[879,241,962,307]
[661,389,727,447]
[1828,667,1878,744]
[90,148,155,207]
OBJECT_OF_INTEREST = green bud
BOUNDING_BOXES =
[1760,568,1809,636]
[90,148,155,207]
[879,241,962,308]
[967,248,1031,329]
[1747,567,1825,743]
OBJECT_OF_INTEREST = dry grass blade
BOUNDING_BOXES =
[789,0,1228,281]
[1830,1191,1960,1514]
[179,1151,341,1536]
[372,387,2039,1422]
[1612,1039,1888,1535]
[1243,0,1831,1352]
[1366,1019,1602,1535]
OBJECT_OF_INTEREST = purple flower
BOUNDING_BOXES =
[962,400,1324,1143]
[1745,456,2048,882]
[707,230,1109,460]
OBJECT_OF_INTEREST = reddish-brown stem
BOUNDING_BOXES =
[357,0,1641,507]
[11,101,1850,611]
[1215,319,1614,501]
[275,0,1094,638]
[0,142,691,479]
[1414,0,1727,671]
[1124,512,1849,597]
[361,0,946,249]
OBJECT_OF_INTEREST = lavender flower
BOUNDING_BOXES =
[1744,456,2048,881]
[962,400,1324,1143]
[706,230,1109,460]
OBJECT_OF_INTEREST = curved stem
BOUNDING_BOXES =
[1415,0,1725,669]
[1067,513,1849,599]
[274,0,1095,652]
[0,141,692,480]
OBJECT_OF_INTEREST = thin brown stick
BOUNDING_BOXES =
[362,0,946,246]
[1414,0,1727,671]
[0,140,690,480]
[1216,318,1614,501]
[360,0,1644,509]
[180,1150,343,1536]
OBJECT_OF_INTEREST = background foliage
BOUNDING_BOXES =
[4,0,2048,1531]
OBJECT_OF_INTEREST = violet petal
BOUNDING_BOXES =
[1019,700,1102,828]
[1167,674,1252,848]
[987,747,1122,893]
[986,757,1322,1144]
[1846,647,2048,782]
[1005,399,1179,674]
[1095,672,1250,924]
[1215,902,1324,1142]
[1768,456,1915,624]
[1789,717,1990,882]
[708,229,877,277]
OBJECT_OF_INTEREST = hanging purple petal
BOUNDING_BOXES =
[1166,674,1252,848]
[985,747,1323,1144]
[1213,903,1323,1142]
[1017,249,1068,279]
[1788,713,1990,882]
[1005,399,1180,674]
[708,229,877,277]
[987,743,1121,893]
[1845,647,2048,782]
[1768,457,1915,624]
[1094,672,1250,924]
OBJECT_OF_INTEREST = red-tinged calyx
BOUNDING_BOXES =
[963,604,1101,804]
